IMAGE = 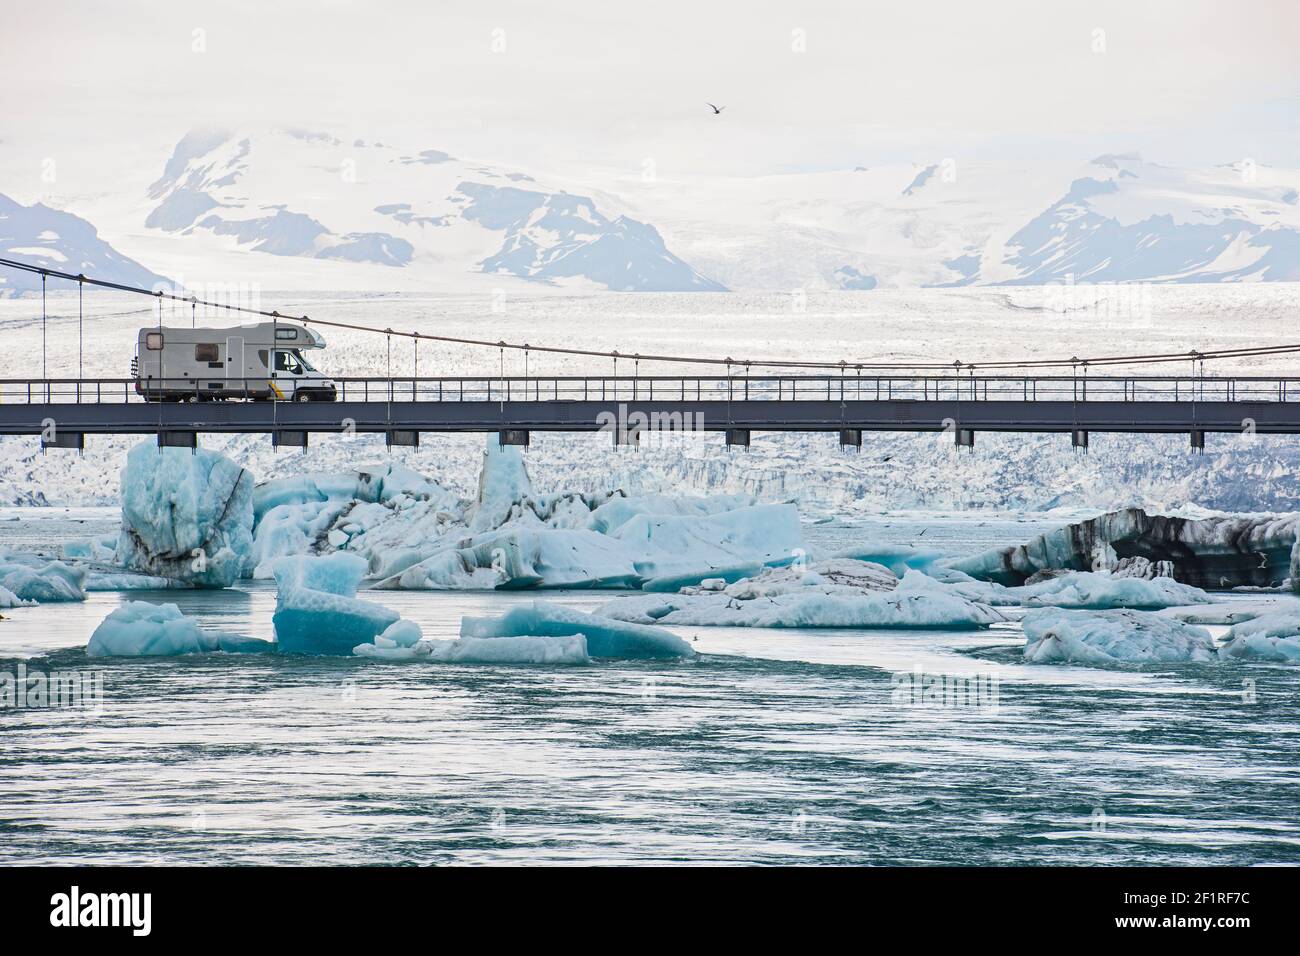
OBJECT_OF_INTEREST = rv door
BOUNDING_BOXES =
[226,336,245,396]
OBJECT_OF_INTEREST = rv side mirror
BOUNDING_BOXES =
[145,332,164,350]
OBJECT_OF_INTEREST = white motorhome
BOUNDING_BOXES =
[133,321,337,402]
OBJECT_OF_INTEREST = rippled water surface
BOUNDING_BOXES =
[2,512,1298,865]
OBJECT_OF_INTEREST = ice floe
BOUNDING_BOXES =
[1021,608,1218,664]
[460,600,694,658]
[1014,571,1212,610]
[0,548,85,603]
[355,633,590,664]
[87,601,271,657]
[599,564,1005,629]
[116,441,254,588]
[1218,611,1300,663]
[270,553,401,655]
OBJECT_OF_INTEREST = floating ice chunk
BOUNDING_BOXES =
[374,528,642,590]
[116,440,254,588]
[87,601,271,657]
[1218,611,1300,663]
[471,435,534,531]
[0,549,85,602]
[84,571,189,591]
[0,585,34,608]
[61,533,117,563]
[379,619,423,648]
[461,601,693,658]
[1017,572,1211,610]
[271,553,400,655]
[608,503,805,580]
[586,493,755,535]
[250,498,351,578]
[952,508,1300,591]
[640,562,765,593]
[830,544,947,578]
[600,568,1003,629]
[1021,608,1217,664]
[356,633,589,664]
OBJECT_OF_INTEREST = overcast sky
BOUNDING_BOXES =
[3,0,1298,178]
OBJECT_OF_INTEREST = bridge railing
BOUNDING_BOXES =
[1,375,1299,404]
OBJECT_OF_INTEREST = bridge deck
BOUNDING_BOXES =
[2,376,1299,435]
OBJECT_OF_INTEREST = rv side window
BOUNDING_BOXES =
[275,328,297,341]
[195,343,219,362]
[145,332,164,350]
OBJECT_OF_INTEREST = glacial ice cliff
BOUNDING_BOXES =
[951,508,1300,592]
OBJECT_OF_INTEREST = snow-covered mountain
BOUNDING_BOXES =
[0,193,168,296]
[604,153,1300,290]
[140,128,724,292]
[5,131,1299,295]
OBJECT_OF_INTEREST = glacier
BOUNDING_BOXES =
[270,553,401,655]
[87,601,271,657]
[1021,608,1218,665]
[116,440,254,588]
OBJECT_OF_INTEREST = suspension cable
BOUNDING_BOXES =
[4,255,1299,374]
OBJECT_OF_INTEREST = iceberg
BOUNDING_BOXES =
[1015,571,1212,610]
[1218,611,1300,663]
[116,440,254,588]
[355,633,590,664]
[951,508,1300,592]
[271,553,401,655]
[252,434,809,592]
[460,601,694,658]
[599,565,1005,629]
[0,548,85,602]
[87,601,271,657]
[1021,608,1217,664]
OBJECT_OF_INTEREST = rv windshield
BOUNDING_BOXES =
[274,350,314,375]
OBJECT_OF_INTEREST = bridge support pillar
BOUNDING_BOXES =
[386,429,419,449]
[41,431,85,453]
[725,429,750,449]
[838,429,862,451]
[156,431,196,450]
[955,428,975,449]
[499,429,530,448]
[1071,429,1089,451]
[1189,429,1205,453]
[273,430,309,450]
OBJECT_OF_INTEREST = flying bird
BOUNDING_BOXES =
[706,102,725,115]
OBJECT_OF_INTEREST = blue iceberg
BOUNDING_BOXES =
[1021,608,1217,665]
[460,601,693,659]
[271,553,400,655]
[88,601,271,657]
[116,440,254,588]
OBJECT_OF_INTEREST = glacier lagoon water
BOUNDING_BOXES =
[2,510,1298,865]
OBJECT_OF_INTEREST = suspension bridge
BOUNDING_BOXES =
[2,256,1299,451]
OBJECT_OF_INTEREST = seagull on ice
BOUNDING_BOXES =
[706,102,725,115]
